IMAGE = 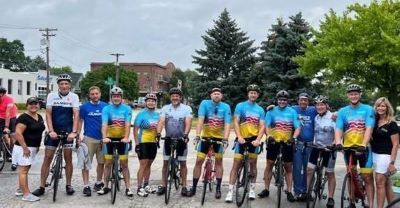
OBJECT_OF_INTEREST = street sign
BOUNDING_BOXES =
[105,76,115,85]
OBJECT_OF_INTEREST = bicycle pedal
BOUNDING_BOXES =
[322,194,327,200]
[45,182,50,187]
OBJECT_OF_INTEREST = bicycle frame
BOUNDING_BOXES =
[47,132,68,202]
[163,137,183,205]
[235,140,257,207]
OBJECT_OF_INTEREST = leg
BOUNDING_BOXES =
[18,165,31,195]
[362,173,375,208]
[263,160,275,190]
[161,160,169,187]
[137,159,147,188]
[228,159,242,185]
[284,162,294,193]
[63,148,73,186]
[326,172,336,198]
[120,159,130,189]
[180,161,188,187]
[249,158,258,183]
[40,149,55,188]
[375,173,386,208]
[385,177,395,204]
[144,159,154,185]
[103,159,112,188]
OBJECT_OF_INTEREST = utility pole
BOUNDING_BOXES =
[39,28,57,96]
[110,53,124,87]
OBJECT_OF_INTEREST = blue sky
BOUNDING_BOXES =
[0,0,371,73]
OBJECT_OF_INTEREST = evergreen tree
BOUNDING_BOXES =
[252,13,313,106]
[192,9,257,108]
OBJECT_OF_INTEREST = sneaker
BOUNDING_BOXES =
[7,157,12,162]
[118,169,124,180]
[11,164,17,171]
[15,188,23,196]
[296,193,307,202]
[181,187,189,197]
[225,190,233,203]
[0,157,3,162]
[21,193,40,202]
[286,191,295,202]
[83,186,91,197]
[215,190,221,199]
[137,188,148,197]
[144,185,156,194]
[93,182,104,191]
[66,185,75,195]
[156,186,165,195]
[186,188,196,197]
[97,187,111,195]
[258,189,269,198]
[125,188,134,197]
[326,197,335,208]
[31,187,45,197]
[249,189,256,200]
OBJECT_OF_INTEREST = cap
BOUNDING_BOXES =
[26,97,39,105]
[298,92,309,99]
[210,87,222,94]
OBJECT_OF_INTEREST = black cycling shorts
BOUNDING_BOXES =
[138,143,157,160]
[266,141,293,162]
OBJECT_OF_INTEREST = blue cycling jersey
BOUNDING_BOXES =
[198,100,231,139]
[265,106,300,142]
[234,100,265,138]
[46,92,80,133]
[102,104,132,138]
[134,108,160,143]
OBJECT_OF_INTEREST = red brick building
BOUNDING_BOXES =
[90,62,175,95]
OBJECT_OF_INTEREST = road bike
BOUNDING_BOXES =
[162,137,183,204]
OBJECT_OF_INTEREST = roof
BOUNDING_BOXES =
[67,72,83,86]
[90,62,168,69]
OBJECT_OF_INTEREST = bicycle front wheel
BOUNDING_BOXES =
[174,159,180,190]
[236,160,249,207]
[341,173,353,208]
[276,159,284,208]
[306,168,317,208]
[0,141,5,171]
[165,158,173,204]
[110,157,118,204]
[52,154,62,202]
[201,161,212,206]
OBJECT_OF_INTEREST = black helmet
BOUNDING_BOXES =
[145,93,157,101]
[110,86,123,95]
[247,84,260,93]
[276,90,289,99]
[56,74,72,83]
[315,95,329,104]
[346,84,362,93]
[298,92,310,99]
[169,87,182,96]
[0,86,6,94]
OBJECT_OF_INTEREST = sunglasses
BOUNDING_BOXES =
[278,98,288,102]
[214,106,219,115]
[28,102,39,105]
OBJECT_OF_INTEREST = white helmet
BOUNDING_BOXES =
[110,86,123,95]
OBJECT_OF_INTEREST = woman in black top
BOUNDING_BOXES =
[14,97,45,202]
[371,97,399,208]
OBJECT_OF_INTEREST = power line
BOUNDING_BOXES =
[50,49,86,69]
[0,23,40,30]
[110,53,124,87]
[39,28,57,95]
[58,29,110,55]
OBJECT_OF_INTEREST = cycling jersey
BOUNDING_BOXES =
[314,111,335,147]
[102,104,132,138]
[198,100,231,139]
[80,101,108,140]
[46,92,80,132]
[134,108,160,143]
[160,103,192,138]
[336,103,375,147]
[234,100,265,138]
[292,105,317,142]
[265,106,300,142]
[0,95,17,119]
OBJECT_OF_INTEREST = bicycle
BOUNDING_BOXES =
[267,137,293,208]
[106,140,126,204]
[386,197,400,208]
[306,145,335,208]
[0,131,13,171]
[235,139,261,207]
[162,137,183,205]
[46,132,69,202]
[341,147,368,208]
[197,137,226,206]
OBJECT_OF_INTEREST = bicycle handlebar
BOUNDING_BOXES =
[199,138,227,145]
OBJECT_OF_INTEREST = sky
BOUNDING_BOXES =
[0,0,372,74]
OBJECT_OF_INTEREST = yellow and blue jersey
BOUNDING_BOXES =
[265,106,300,142]
[198,100,231,139]
[134,109,160,143]
[234,101,265,138]
[102,104,132,138]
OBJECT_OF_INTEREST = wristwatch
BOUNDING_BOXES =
[390,161,395,165]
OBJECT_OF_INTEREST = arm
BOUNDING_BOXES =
[123,122,131,142]
[77,119,83,138]
[256,121,265,142]
[4,104,12,130]
[196,116,204,137]
[156,116,165,135]
[133,126,139,145]
[184,116,192,136]
[46,107,57,138]
[335,129,343,145]
[68,108,79,140]
[15,123,30,156]
[223,122,231,141]
[101,124,110,143]
[233,116,244,143]
[362,127,373,146]
[389,133,399,173]
[293,127,301,139]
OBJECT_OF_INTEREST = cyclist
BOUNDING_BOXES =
[32,74,79,196]
[225,84,265,202]
[258,90,300,202]
[292,92,317,201]
[335,84,375,207]
[187,87,231,199]
[97,86,134,197]
[77,86,108,196]
[133,93,160,197]
[0,86,18,170]
[371,97,399,208]
[156,87,193,196]
[306,95,336,207]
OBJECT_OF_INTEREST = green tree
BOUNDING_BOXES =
[295,0,400,107]
[192,9,257,108]
[50,66,73,75]
[25,56,46,72]
[80,64,138,102]
[252,13,313,106]
[0,38,26,71]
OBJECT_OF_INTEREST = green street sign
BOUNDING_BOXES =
[105,76,115,85]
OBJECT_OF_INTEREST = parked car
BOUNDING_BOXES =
[36,97,46,109]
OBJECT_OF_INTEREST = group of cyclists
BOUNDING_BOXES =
[1,73,399,208]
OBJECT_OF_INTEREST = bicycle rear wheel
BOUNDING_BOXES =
[110,157,118,204]
[236,160,249,207]
[306,168,317,208]
[276,158,283,208]
[201,160,211,206]
[165,157,173,204]
[341,173,353,208]
[52,154,62,202]
[0,141,5,171]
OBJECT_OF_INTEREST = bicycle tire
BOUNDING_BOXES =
[165,157,173,204]
[201,160,211,206]
[276,158,283,208]
[236,159,249,207]
[386,197,400,208]
[0,142,5,171]
[341,173,353,208]
[110,156,118,204]
[174,159,180,190]
[319,173,327,200]
[52,154,62,202]
[306,168,317,208]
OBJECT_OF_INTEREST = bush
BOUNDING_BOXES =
[15,103,27,110]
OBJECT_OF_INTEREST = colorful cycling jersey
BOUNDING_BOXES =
[47,92,80,132]
[160,103,192,138]
[336,103,375,147]
[0,95,17,119]
[292,105,317,142]
[234,100,265,138]
[265,106,300,142]
[134,108,160,143]
[102,103,132,138]
[80,101,108,140]
[314,111,335,147]
[198,100,231,139]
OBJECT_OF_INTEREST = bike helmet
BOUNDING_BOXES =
[276,90,289,99]
[145,93,157,101]
[110,86,123,95]
[298,92,310,99]
[0,86,6,94]
[247,84,260,93]
[315,95,329,104]
[56,74,72,83]
[346,84,362,93]
[169,87,183,96]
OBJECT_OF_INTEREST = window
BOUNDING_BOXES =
[0,78,2,86]
[26,81,31,95]
[143,72,148,76]
[7,79,12,94]
[35,83,37,90]
[51,84,53,91]
[18,80,22,95]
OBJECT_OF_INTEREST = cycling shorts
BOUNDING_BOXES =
[307,147,336,173]
[266,141,293,162]
[344,147,373,174]
[102,138,129,161]
[196,137,224,159]
[44,131,74,150]
[163,137,187,161]
[139,143,157,160]
[234,137,261,160]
